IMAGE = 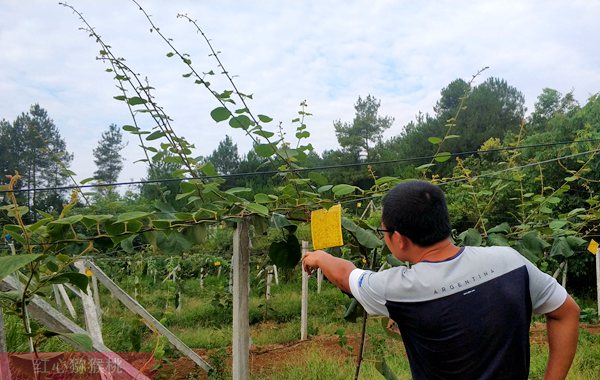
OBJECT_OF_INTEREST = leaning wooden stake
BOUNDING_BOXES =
[56,284,77,320]
[301,241,309,341]
[232,218,250,380]
[74,261,103,345]
[0,275,149,380]
[85,261,212,373]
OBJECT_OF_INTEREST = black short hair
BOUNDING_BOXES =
[382,180,451,247]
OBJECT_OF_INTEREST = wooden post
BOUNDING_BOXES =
[266,267,273,301]
[199,267,204,289]
[596,248,600,318]
[317,268,323,294]
[232,218,250,380]
[562,261,568,288]
[74,261,104,345]
[273,265,279,285]
[301,241,309,341]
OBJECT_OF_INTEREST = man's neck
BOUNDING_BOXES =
[411,239,461,264]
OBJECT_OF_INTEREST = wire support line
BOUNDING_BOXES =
[2,138,600,194]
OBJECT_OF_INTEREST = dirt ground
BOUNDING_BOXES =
[11,324,594,379]
[152,323,600,379]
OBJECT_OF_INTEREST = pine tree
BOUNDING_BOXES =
[93,123,126,185]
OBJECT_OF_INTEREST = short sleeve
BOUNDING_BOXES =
[348,268,389,316]
[522,259,568,315]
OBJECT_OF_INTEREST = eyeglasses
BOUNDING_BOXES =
[376,228,394,238]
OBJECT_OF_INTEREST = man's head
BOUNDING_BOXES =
[382,180,451,247]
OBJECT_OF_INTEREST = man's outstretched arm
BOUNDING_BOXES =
[544,295,580,380]
[302,250,356,293]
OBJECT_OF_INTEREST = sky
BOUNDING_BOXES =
[1,0,599,184]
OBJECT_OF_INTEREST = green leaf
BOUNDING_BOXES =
[210,107,231,122]
[445,134,460,140]
[225,187,252,194]
[257,114,273,123]
[386,254,404,267]
[0,254,43,281]
[416,163,435,171]
[120,235,135,254]
[341,218,382,249]
[459,228,482,246]
[146,131,166,141]
[115,211,150,223]
[229,115,253,130]
[50,215,83,225]
[332,184,357,197]
[50,272,89,292]
[268,235,301,268]
[487,223,510,234]
[200,162,218,176]
[166,52,174,57]
[428,137,442,144]
[434,152,452,163]
[122,125,138,132]
[518,231,549,260]
[255,144,276,158]
[550,237,574,258]
[549,220,568,230]
[308,172,328,186]
[487,233,510,247]
[79,177,95,185]
[127,97,147,106]
[343,299,362,322]
[566,236,586,248]
[57,332,93,352]
[254,193,270,204]
[270,213,298,232]
[253,130,275,138]
[375,357,401,380]
[245,202,269,216]
[317,185,333,193]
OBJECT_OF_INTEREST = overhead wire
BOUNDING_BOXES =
[2,137,600,194]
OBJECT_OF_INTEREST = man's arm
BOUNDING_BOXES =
[544,295,580,380]
[302,250,356,293]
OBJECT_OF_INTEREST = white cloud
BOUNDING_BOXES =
[1,0,599,184]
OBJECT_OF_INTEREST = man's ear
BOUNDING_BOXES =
[392,232,413,251]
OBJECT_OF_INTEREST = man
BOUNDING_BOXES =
[302,180,580,379]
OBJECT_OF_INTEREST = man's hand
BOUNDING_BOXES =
[301,250,328,275]
[301,250,356,293]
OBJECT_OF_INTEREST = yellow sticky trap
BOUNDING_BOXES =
[311,204,343,250]
[85,268,93,277]
[587,239,598,255]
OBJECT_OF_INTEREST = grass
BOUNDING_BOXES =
[4,269,600,379]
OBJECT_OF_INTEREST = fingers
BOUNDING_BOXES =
[301,252,315,274]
